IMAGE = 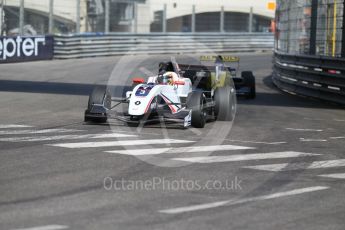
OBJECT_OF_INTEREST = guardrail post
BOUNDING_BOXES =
[133,2,138,33]
[0,0,4,35]
[341,1,345,57]
[19,0,24,35]
[76,0,80,33]
[105,0,110,33]
[49,0,54,34]
[163,3,167,33]
[309,0,318,55]
[220,6,225,33]
[192,5,196,33]
[249,7,253,33]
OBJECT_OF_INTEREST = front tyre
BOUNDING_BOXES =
[241,71,256,99]
[214,86,236,121]
[84,85,111,123]
[186,91,206,128]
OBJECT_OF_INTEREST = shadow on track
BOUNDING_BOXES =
[0,76,343,110]
[0,79,130,97]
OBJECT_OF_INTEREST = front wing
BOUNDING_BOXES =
[112,108,192,128]
[86,99,192,128]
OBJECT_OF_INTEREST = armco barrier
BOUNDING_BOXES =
[53,33,274,59]
[273,52,345,105]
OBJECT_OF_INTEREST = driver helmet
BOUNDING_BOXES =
[158,62,173,84]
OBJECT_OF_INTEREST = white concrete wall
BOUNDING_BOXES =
[146,0,275,32]
[136,2,151,33]
[149,0,276,21]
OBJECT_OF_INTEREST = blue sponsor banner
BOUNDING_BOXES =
[0,35,54,64]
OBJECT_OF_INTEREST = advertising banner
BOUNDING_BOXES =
[0,35,54,64]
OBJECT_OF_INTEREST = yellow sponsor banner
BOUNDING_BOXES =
[200,55,240,62]
[221,56,240,62]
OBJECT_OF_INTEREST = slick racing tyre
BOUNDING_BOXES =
[85,85,111,123]
[241,71,256,99]
[187,91,206,128]
[214,86,236,121]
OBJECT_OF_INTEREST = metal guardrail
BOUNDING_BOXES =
[273,52,345,105]
[54,33,274,59]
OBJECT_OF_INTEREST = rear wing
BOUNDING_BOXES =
[179,64,236,75]
[179,64,217,72]
[200,55,240,63]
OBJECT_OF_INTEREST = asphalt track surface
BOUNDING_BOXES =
[1,53,345,230]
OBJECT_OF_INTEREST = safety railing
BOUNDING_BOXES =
[54,33,274,59]
[273,52,345,105]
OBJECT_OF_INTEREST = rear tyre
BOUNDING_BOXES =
[186,91,206,128]
[85,85,111,123]
[214,86,236,121]
[241,71,256,99]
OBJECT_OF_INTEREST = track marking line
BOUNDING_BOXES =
[286,128,323,132]
[300,138,327,142]
[0,125,33,129]
[0,129,83,135]
[244,159,345,171]
[159,186,329,214]
[229,140,287,145]
[106,145,255,156]
[303,118,324,121]
[11,225,69,230]
[304,118,345,122]
[330,137,345,139]
[49,139,194,148]
[0,133,136,142]
[173,152,319,163]
[318,173,345,179]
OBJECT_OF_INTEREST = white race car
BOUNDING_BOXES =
[85,57,239,128]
